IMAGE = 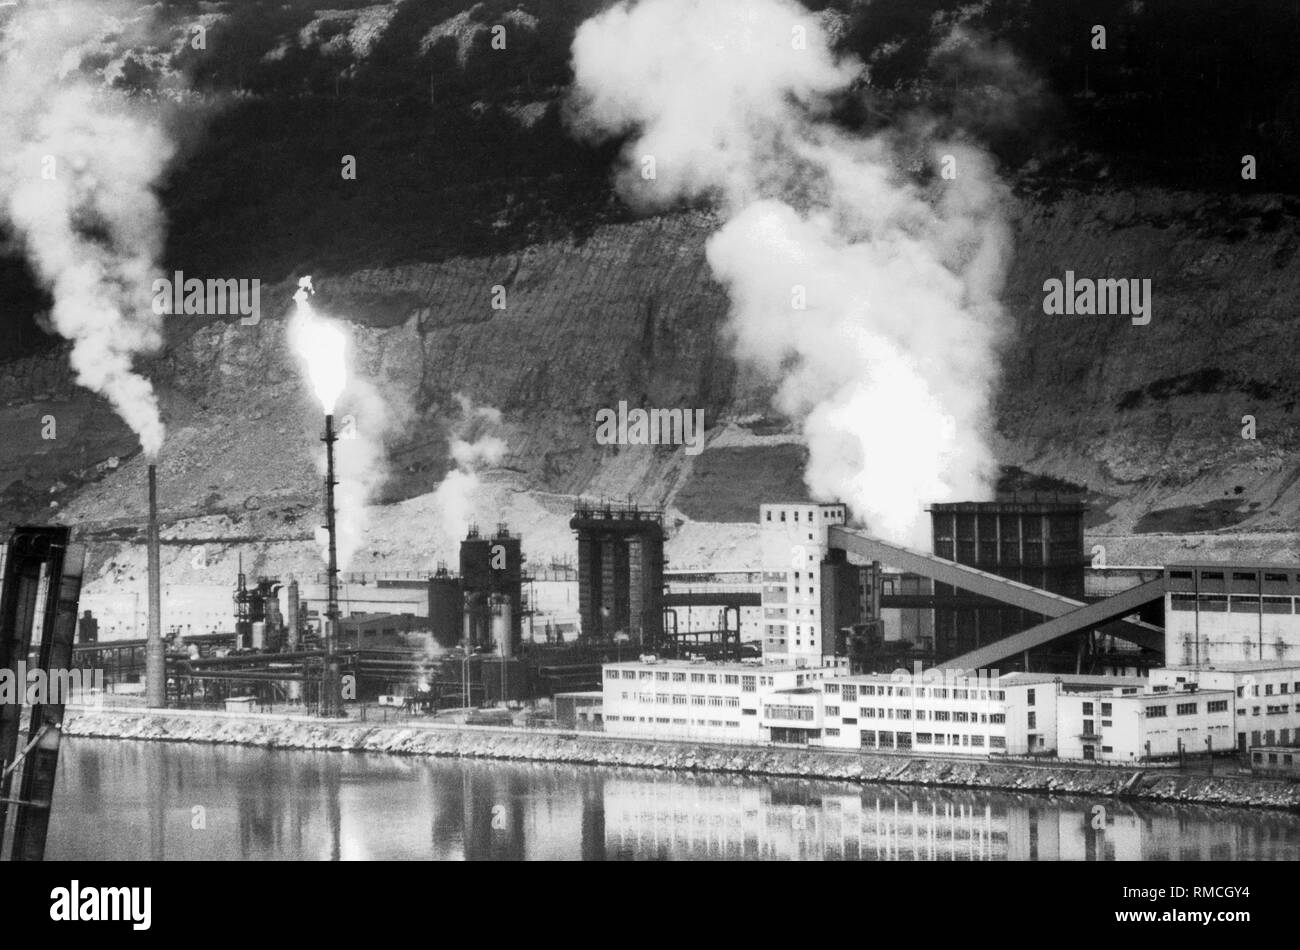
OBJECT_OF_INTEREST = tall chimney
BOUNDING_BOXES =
[145,464,165,707]
[320,415,342,716]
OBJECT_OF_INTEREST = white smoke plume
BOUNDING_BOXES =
[289,278,398,570]
[432,395,506,549]
[567,0,1012,546]
[0,1,171,455]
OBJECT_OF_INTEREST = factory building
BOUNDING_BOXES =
[759,502,850,664]
[601,657,846,744]
[1164,564,1300,666]
[1151,662,1300,751]
[571,504,665,649]
[929,499,1087,668]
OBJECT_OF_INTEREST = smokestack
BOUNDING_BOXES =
[145,464,165,707]
[320,415,343,716]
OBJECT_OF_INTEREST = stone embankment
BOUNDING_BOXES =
[61,708,1300,811]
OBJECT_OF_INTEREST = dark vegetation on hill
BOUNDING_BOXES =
[2,0,1298,357]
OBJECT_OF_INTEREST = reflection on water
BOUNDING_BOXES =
[47,739,1300,861]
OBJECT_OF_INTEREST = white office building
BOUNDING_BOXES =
[601,657,846,744]
[1151,662,1300,751]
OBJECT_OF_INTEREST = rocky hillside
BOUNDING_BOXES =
[2,0,1299,617]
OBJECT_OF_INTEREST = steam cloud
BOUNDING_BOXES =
[0,1,171,455]
[567,0,1012,546]
[432,396,507,550]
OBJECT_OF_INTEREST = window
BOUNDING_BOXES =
[1207,699,1228,713]
[621,670,635,680]
[1102,746,1113,753]
[933,710,950,722]
[863,685,876,696]
[707,674,718,684]
[860,730,876,748]
[726,696,740,708]
[932,734,945,746]
[691,673,704,684]
[954,711,970,723]
[742,676,755,692]
[826,705,841,717]
[825,683,840,695]
[896,732,912,750]
[1027,712,1036,729]
[954,689,968,700]
[1027,689,1036,706]
[1176,702,1197,716]
[917,732,933,744]
[989,736,1006,749]
[672,672,686,682]
[1147,705,1167,719]
[1082,702,1094,716]
[655,671,668,681]
[656,695,669,704]
[898,687,911,697]
[1266,684,1275,696]
[672,694,687,705]
[842,685,858,702]
[861,707,876,719]
[970,735,984,747]
[988,713,1005,725]
[605,670,618,680]
[1101,703,1112,716]
[895,709,911,720]
[1083,719,1095,735]
[825,727,840,737]
[724,674,739,686]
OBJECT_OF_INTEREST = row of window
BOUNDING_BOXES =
[764,705,816,722]
[606,670,760,691]
[610,716,740,728]
[1236,682,1300,697]
[824,683,1006,701]
[764,507,843,523]
[831,707,1006,725]
[858,730,1007,750]
[1170,593,1297,613]
[619,692,743,708]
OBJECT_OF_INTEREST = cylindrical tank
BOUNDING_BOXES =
[429,570,461,649]
[491,594,512,658]
[286,579,300,651]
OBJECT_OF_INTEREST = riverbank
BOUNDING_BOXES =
[61,707,1300,811]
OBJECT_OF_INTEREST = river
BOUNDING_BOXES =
[44,738,1300,860]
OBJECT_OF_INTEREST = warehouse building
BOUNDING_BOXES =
[1164,564,1300,666]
